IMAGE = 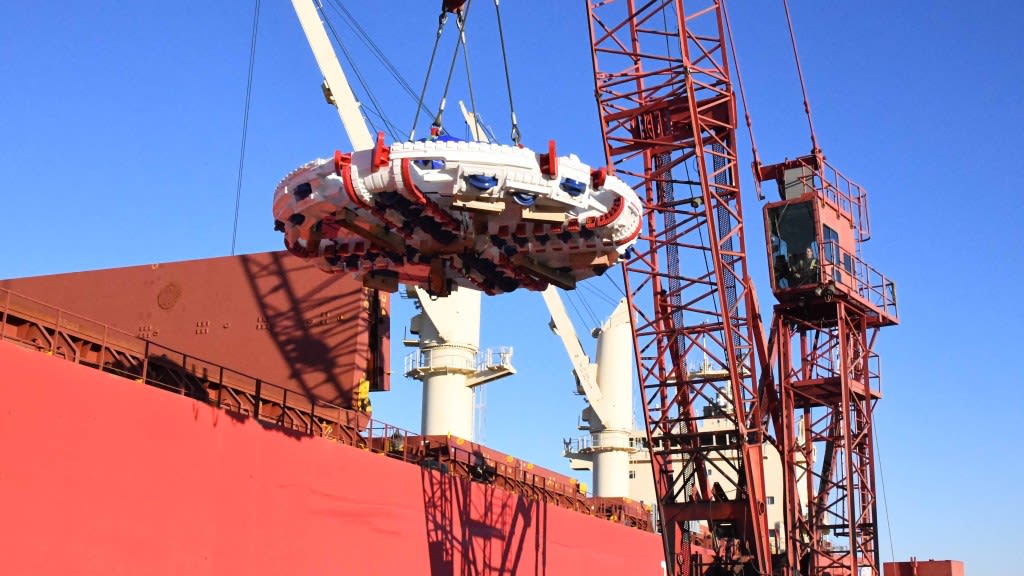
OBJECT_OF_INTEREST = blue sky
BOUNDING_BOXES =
[1,1,1021,573]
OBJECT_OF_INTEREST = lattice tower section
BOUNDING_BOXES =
[585,1,770,574]
[775,302,881,576]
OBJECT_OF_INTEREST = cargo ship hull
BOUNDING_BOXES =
[0,341,663,574]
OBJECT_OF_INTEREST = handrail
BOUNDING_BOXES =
[404,345,517,375]
[0,286,651,531]
[0,286,353,431]
[786,156,871,243]
[818,241,898,322]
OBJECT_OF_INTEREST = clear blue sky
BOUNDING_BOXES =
[1,1,1021,573]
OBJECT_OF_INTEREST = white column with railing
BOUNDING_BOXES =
[591,300,634,498]
[404,287,515,441]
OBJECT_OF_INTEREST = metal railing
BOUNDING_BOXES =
[403,348,476,374]
[563,435,592,455]
[1,287,650,531]
[478,346,514,370]
[787,156,871,243]
[403,345,515,375]
[0,287,358,437]
[819,241,898,322]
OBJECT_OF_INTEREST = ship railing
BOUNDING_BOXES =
[403,349,476,374]
[1,287,653,532]
[403,346,516,376]
[563,435,592,456]
[478,346,514,371]
[437,438,588,505]
[425,436,652,530]
[588,497,653,531]
[0,287,142,366]
[359,420,422,462]
[0,286,361,438]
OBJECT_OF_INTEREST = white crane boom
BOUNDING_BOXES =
[541,287,608,425]
[288,4,514,442]
[290,0,374,150]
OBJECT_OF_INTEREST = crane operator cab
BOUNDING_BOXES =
[759,154,898,327]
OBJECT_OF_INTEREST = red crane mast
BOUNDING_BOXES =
[585,1,771,574]
[759,153,898,576]
[584,2,899,575]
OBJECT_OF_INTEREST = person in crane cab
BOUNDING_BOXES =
[791,247,819,286]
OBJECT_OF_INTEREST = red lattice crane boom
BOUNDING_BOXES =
[585,1,772,574]
[584,2,899,575]
[281,1,899,573]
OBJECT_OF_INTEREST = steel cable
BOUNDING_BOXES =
[456,11,482,142]
[432,1,474,133]
[317,3,400,139]
[874,419,897,563]
[781,0,820,154]
[721,0,765,200]
[409,10,449,141]
[231,0,261,256]
[327,0,433,119]
[492,0,520,145]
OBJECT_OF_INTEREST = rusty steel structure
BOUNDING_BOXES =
[760,153,898,576]
[585,1,771,574]
[584,1,899,575]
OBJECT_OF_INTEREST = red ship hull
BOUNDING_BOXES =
[0,341,663,575]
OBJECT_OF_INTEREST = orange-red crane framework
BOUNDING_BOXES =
[759,153,898,576]
[586,1,772,574]
[586,2,898,576]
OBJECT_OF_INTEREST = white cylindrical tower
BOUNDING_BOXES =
[591,299,634,498]
[406,287,480,439]
[404,287,515,441]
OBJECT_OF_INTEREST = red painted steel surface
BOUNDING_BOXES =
[883,560,965,576]
[0,341,663,575]
[0,251,390,407]
[762,140,896,576]
[586,2,772,573]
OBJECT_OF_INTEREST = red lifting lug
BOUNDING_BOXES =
[371,131,391,173]
[538,139,558,178]
[334,150,352,176]
[591,166,607,189]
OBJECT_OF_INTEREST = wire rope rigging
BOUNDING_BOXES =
[231,0,261,256]
[403,0,521,145]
